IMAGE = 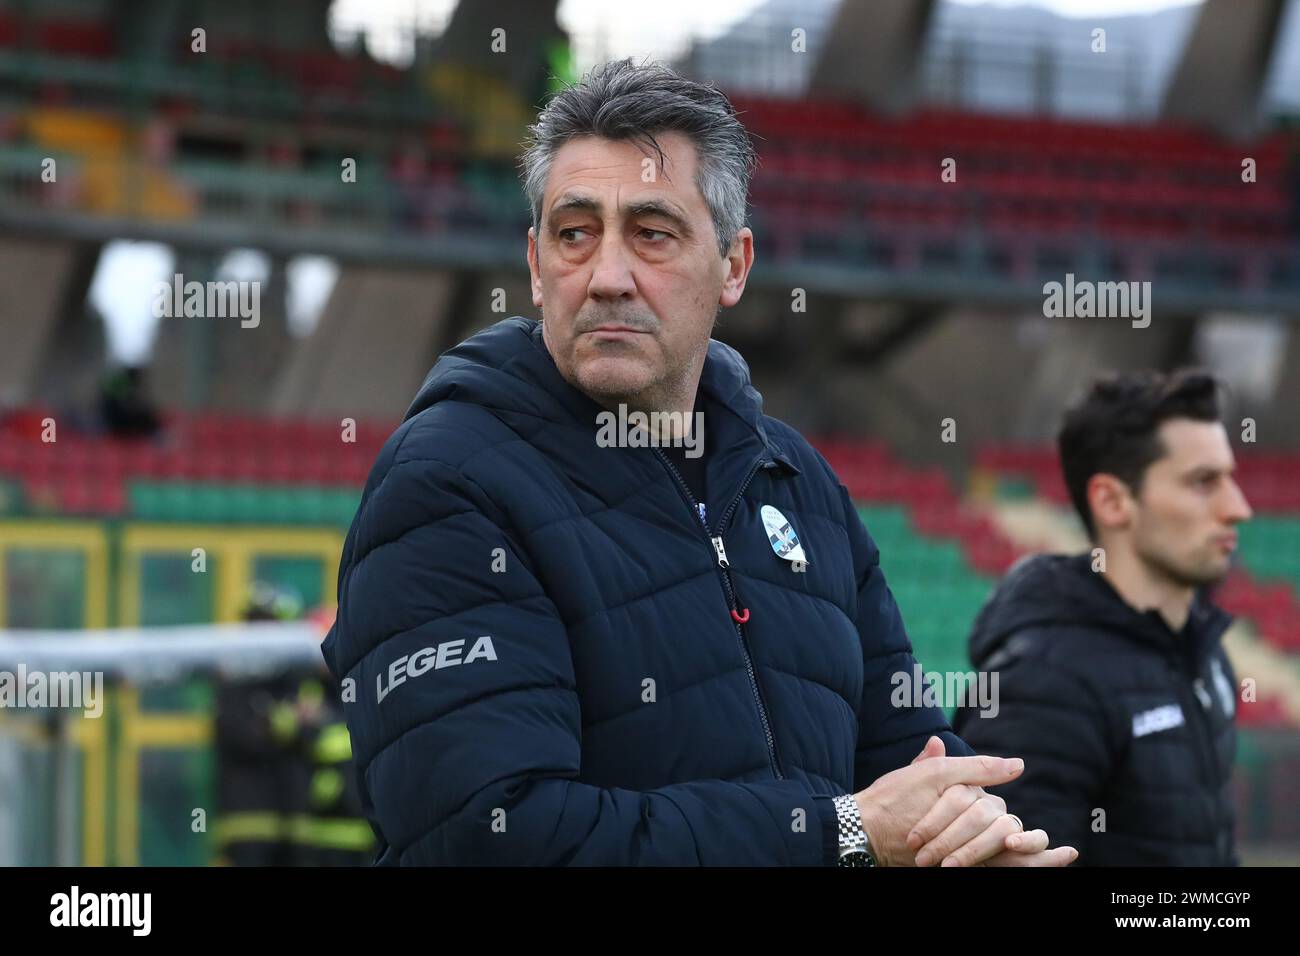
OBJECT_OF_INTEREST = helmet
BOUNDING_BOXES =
[241,582,304,622]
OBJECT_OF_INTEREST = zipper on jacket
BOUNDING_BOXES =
[655,449,784,780]
[1181,654,1232,859]
[1166,649,1232,861]
[1176,652,1223,780]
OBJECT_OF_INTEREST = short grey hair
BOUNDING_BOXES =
[519,58,757,259]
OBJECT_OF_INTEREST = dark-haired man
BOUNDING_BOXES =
[323,58,1077,867]
[955,369,1252,865]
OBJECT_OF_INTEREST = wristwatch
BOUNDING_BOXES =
[833,794,877,867]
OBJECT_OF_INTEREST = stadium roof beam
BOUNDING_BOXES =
[808,0,936,113]
[1162,0,1288,134]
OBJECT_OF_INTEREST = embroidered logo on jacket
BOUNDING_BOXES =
[1210,658,1236,718]
[760,505,808,565]
[1132,703,1185,738]
[376,636,497,704]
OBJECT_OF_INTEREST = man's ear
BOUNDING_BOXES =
[527,227,544,309]
[1087,473,1134,533]
[719,226,754,309]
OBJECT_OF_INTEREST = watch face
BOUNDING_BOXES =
[838,849,874,867]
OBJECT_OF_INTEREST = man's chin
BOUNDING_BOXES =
[574,358,656,404]
[1173,557,1233,589]
[1141,546,1233,590]
[1202,559,1234,586]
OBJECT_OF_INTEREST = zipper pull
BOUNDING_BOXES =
[711,535,730,569]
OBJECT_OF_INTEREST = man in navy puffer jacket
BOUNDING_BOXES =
[321,59,1078,868]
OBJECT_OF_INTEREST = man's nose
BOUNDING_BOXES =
[1222,478,1253,524]
[588,233,637,300]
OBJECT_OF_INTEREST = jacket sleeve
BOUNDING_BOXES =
[952,643,1114,855]
[839,484,975,793]
[326,450,841,866]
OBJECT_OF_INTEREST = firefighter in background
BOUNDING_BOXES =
[213,583,317,866]
[293,606,376,866]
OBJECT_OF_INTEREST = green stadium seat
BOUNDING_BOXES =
[1238,516,1300,592]
[0,479,24,516]
[852,500,997,679]
[127,480,360,527]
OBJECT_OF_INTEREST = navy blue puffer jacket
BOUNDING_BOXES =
[322,317,972,865]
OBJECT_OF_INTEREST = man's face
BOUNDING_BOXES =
[1128,419,1253,586]
[527,131,752,411]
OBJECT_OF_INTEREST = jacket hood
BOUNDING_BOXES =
[404,316,792,462]
[968,552,1232,668]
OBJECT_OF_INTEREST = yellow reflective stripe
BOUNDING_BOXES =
[286,815,375,851]
[269,701,298,742]
[214,812,288,845]
[313,722,353,764]
[310,768,345,807]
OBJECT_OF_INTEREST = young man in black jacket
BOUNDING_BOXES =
[954,370,1252,865]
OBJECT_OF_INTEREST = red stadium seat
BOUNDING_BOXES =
[36,19,115,58]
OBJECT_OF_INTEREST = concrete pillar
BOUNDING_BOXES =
[0,238,80,406]
[271,265,454,421]
[809,0,937,113]
[1162,0,1287,134]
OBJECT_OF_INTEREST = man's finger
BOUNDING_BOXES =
[907,784,981,853]
[925,753,1024,791]
[984,845,1079,867]
[917,796,1007,867]
[1003,827,1049,854]
[911,735,946,765]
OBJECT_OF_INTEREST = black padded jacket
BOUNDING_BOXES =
[953,553,1239,866]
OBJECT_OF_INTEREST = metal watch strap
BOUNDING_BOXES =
[832,793,875,866]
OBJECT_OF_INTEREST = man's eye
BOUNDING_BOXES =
[638,228,670,242]
[559,228,589,242]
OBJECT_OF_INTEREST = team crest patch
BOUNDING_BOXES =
[761,505,807,565]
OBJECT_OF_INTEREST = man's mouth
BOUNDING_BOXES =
[587,325,649,340]
[1213,533,1238,552]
